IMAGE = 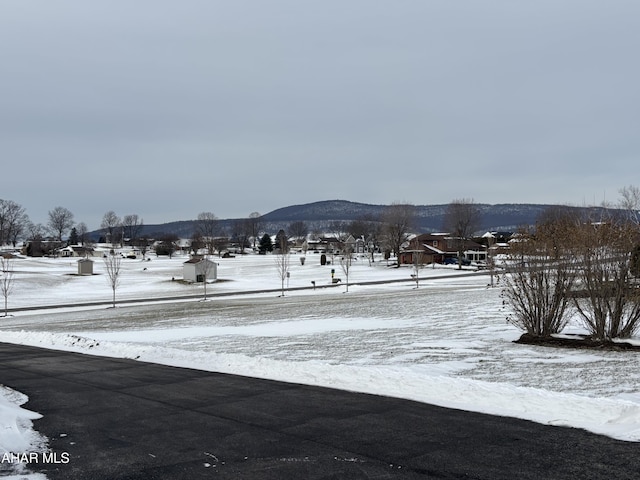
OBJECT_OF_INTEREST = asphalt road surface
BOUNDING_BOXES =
[1,343,638,479]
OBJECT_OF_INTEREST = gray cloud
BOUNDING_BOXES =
[2,1,639,229]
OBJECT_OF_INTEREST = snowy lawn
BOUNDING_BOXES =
[1,250,640,473]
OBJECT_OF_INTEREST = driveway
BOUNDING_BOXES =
[1,343,638,479]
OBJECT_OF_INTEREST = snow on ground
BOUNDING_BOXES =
[1,250,640,468]
[2,249,466,307]
[0,386,48,479]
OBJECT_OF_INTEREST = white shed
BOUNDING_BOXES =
[183,257,218,283]
[77,258,94,275]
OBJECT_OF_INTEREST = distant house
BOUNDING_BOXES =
[479,231,514,251]
[319,236,344,253]
[399,233,486,265]
[58,245,96,258]
[344,235,356,253]
[183,256,218,283]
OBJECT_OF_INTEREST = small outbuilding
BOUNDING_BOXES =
[77,258,94,275]
[183,256,218,283]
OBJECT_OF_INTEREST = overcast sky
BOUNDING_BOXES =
[2,1,639,229]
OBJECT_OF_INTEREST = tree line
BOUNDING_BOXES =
[0,196,476,252]
[0,201,86,248]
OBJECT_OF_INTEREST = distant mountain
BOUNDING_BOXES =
[259,200,580,233]
[91,200,609,240]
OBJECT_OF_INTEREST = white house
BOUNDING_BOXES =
[59,245,96,257]
[183,257,218,283]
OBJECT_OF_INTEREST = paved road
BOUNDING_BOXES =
[1,343,638,479]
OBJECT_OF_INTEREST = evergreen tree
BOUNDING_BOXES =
[68,227,79,245]
[275,229,288,252]
[259,233,273,254]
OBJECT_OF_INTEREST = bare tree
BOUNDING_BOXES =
[76,222,89,246]
[27,222,46,241]
[190,231,204,255]
[485,233,497,287]
[631,244,640,278]
[8,218,26,247]
[443,199,481,269]
[411,250,425,288]
[122,214,144,243]
[572,219,640,340]
[380,203,416,267]
[0,199,28,246]
[0,256,15,316]
[213,236,229,257]
[618,185,640,226]
[156,234,179,258]
[327,221,349,241]
[200,254,216,301]
[231,219,251,254]
[196,212,219,255]
[248,212,263,249]
[323,222,347,265]
[274,235,290,297]
[348,215,380,264]
[288,221,308,244]
[48,206,75,242]
[101,211,121,246]
[502,216,578,338]
[347,216,373,240]
[104,253,122,308]
[340,241,354,292]
[135,237,151,259]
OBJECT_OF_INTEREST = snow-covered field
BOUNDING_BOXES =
[1,250,640,476]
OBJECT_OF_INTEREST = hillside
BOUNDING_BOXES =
[260,200,558,233]
[92,200,607,240]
